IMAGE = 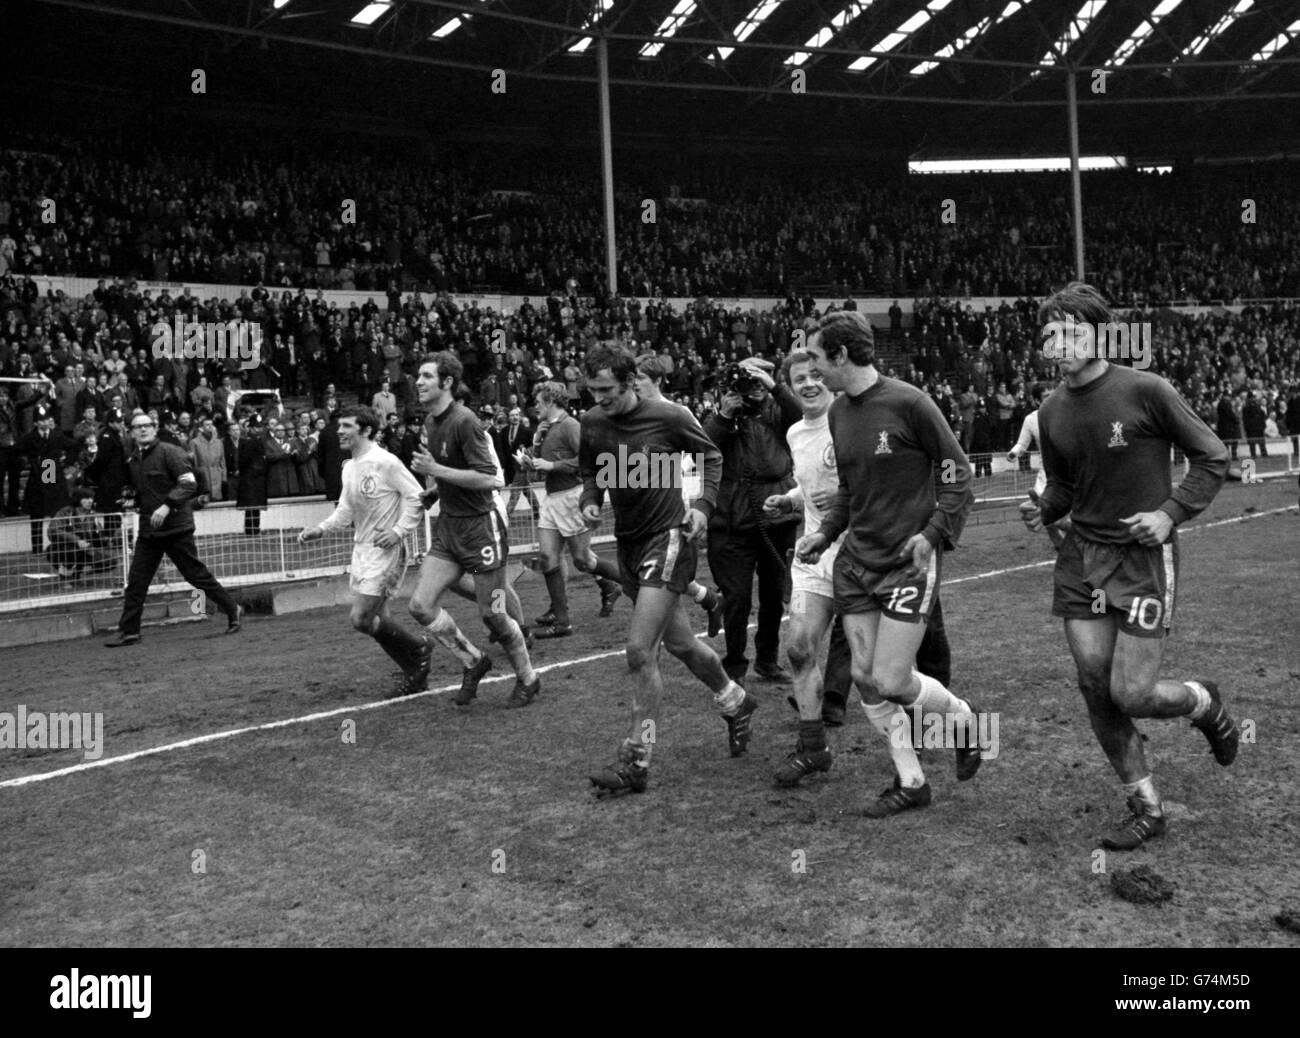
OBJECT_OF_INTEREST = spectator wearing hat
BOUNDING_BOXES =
[1216,389,1242,461]
[47,487,115,581]
[191,415,227,502]
[20,404,73,554]
[1242,392,1268,460]
[371,378,398,426]
[85,407,130,541]
[236,414,269,535]
[0,384,21,516]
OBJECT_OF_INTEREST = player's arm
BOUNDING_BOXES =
[1008,412,1035,460]
[673,409,722,525]
[163,446,199,508]
[1036,420,1074,528]
[912,393,974,549]
[764,427,805,515]
[307,462,354,540]
[771,381,802,432]
[578,418,605,518]
[379,454,425,546]
[1151,379,1229,525]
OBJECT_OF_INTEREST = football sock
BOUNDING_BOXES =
[542,566,570,626]
[715,680,746,714]
[590,556,621,584]
[798,719,827,752]
[496,620,536,684]
[911,672,972,718]
[864,700,927,789]
[1122,775,1163,816]
[371,616,426,670]
[1185,681,1213,720]
[425,608,481,668]
[690,583,709,603]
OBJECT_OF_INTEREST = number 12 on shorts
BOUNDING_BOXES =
[886,586,918,614]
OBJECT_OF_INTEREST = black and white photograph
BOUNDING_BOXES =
[1,0,1297,986]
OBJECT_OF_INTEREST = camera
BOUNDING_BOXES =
[721,363,759,395]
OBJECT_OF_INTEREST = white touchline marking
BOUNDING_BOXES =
[3,504,1293,789]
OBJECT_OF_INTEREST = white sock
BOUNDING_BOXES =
[426,609,481,668]
[714,680,745,714]
[1122,775,1163,816]
[863,700,926,789]
[691,583,709,603]
[1185,681,1212,720]
[910,672,971,718]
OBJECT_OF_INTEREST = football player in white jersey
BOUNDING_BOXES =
[762,353,843,784]
[298,405,432,697]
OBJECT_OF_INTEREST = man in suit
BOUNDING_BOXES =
[21,404,73,554]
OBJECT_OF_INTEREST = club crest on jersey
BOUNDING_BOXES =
[822,442,837,469]
[360,473,380,497]
[874,431,893,455]
[1107,421,1128,448]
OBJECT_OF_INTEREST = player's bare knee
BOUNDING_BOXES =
[350,605,376,632]
[786,635,817,674]
[408,596,434,626]
[572,552,595,574]
[539,550,561,572]
[625,640,654,673]
[872,664,913,703]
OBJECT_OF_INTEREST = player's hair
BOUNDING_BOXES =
[781,350,814,382]
[584,343,637,383]
[811,311,875,367]
[635,353,668,385]
[1038,281,1114,328]
[71,485,96,504]
[420,350,463,386]
[533,381,568,408]
[338,404,380,438]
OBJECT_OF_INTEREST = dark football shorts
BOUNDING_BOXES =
[617,526,697,601]
[833,550,941,624]
[429,511,509,574]
[1052,530,1178,639]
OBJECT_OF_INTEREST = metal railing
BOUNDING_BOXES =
[1,443,1294,616]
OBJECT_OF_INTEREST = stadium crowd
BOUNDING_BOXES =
[2,268,1298,552]
[3,135,1300,303]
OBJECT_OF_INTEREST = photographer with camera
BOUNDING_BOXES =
[702,357,802,685]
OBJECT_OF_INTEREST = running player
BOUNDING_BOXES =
[421,402,531,649]
[796,311,983,817]
[632,354,726,638]
[298,405,431,696]
[408,352,540,708]
[1019,282,1237,850]
[763,351,958,785]
[519,380,623,638]
[581,345,756,797]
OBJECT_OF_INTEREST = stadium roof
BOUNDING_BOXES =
[10,0,1300,160]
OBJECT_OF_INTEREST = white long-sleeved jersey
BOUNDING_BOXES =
[319,443,424,543]
[784,412,844,551]
[1012,410,1040,455]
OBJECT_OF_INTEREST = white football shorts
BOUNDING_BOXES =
[350,541,407,598]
